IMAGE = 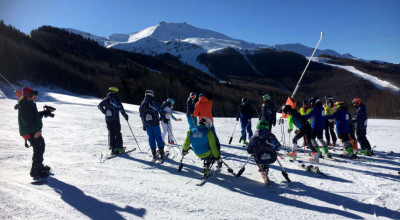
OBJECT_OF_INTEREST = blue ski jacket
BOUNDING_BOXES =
[139,96,165,127]
[326,107,350,134]
[98,93,127,122]
[303,103,326,130]
[352,104,368,130]
[182,125,219,159]
[236,103,253,121]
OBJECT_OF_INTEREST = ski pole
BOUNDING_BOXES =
[235,155,253,177]
[0,72,18,90]
[178,154,185,171]
[229,121,239,144]
[276,156,291,182]
[220,159,235,175]
[126,120,142,152]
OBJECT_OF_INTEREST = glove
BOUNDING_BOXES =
[287,128,292,133]
[143,126,146,131]
[182,149,188,155]
[163,118,169,124]
[123,113,128,121]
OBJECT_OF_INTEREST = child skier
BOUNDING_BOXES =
[182,117,221,177]
[14,87,52,181]
[186,92,197,129]
[259,93,276,132]
[351,98,373,156]
[236,97,254,145]
[160,98,182,145]
[303,97,332,158]
[139,90,167,160]
[98,86,129,155]
[246,120,281,182]
[284,105,319,162]
[326,101,355,158]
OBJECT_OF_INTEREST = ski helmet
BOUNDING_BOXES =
[199,117,212,129]
[352,98,362,107]
[325,96,333,100]
[262,93,270,101]
[241,97,248,104]
[167,98,175,105]
[282,105,292,114]
[145,89,154,97]
[22,87,38,97]
[190,92,196,98]
[309,96,320,104]
[199,93,205,98]
[109,86,119,93]
[257,119,269,130]
[302,100,309,106]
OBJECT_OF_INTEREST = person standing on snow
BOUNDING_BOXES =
[299,100,312,147]
[303,97,332,158]
[160,98,182,145]
[186,92,197,129]
[284,105,320,162]
[245,120,281,181]
[326,101,356,158]
[259,93,276,132]
[139,89,167,160]
[182,117,221,177]
[193,93,220,150]
[14,87,52,181]
[98,87,129,155]
[323,96,337,147]
[236,97,254,145]
[351,98,373,156]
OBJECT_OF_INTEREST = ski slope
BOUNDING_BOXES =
[0,84,399,219]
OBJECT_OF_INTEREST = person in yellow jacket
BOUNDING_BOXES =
[323,96,337,147]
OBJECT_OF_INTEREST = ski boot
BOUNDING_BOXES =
[115,148,125,154]
[258,165,269,183]
[309,152,320,163]
[151,148,157,160]
[322,146,332,158]
[159,147,166,159]
[287,151,297,160]
[343,146,356,158]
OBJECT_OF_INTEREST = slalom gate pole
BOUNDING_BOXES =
[228,121,239,145]
[126,120,142,152]
[0,73,18,90]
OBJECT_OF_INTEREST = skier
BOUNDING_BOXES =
[186,92,197,129]
[160,98,182,145]
[182,117,221,177]
[299,100,312,147]
[14,87,52,181]
[246,120,281,181]
[259,93,276,132]
[139,89,166,160]
[351,98,373,156]
[193,93,220,150]
[236,97,254,145]
[284,105,320,162]
[326,101,355,158]
[303,97,332,158]
[323,96,337,147]
[98,86,129,155]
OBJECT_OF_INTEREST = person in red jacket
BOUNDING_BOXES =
[194,93,220,150]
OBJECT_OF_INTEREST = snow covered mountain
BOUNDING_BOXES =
[64,22,358,72]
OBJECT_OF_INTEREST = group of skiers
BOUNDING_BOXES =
[14,85,373,182]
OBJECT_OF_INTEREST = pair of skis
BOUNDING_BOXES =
[287,157,329,178]
[100,147,137,163]
[150,151,170,164]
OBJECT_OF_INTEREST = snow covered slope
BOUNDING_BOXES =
[1,84,399,219]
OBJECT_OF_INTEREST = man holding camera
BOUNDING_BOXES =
[14,87,53,181]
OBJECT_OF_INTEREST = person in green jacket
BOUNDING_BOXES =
[14,87,52,180]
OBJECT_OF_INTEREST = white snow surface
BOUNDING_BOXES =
[1,83,399,219]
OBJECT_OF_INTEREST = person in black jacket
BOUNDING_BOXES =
[351,98,373,156]
[259,93,276,132]
[98,86,128,155]
[186,92,197,129]
[236,98,254,145]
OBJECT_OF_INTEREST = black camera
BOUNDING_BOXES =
[42,105,56,118]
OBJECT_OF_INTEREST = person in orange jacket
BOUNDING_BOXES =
[194,93,220,150]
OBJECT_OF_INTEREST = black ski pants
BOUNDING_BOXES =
[356,129,371,151]
[107,120,123,150]
[293,125,317,152]
[324,119,337,143]
[28,135,45,177]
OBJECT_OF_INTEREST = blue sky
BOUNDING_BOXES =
[1,0,399,63]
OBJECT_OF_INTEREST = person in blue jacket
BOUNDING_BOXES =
[182,117,221,176]
[186,92,197,129]
[98,86,129,155]
[303,97,331,158]
[236,97,254,145]
[351,98,373,156]
[246,120,281,180]
[284,105,319,162]
[326,101,355,158]
[139,89,167,160]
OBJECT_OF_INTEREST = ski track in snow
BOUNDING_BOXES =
[0,84,399,219]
